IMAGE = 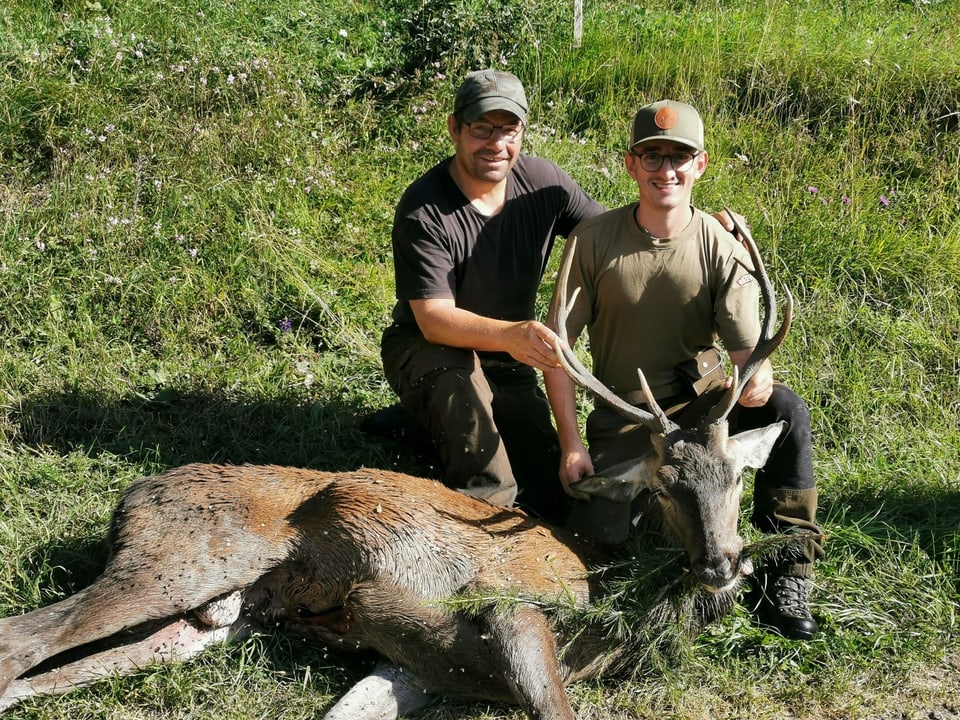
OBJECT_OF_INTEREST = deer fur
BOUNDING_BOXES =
[0,458,770,719]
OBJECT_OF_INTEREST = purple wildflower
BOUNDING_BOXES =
[879,195,890,207]
[278,317,292,333]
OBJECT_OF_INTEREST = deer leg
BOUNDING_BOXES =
[0,587,115,696]
[300,582,512,703]
[1,526,277,694]
[321,659,435,720]
[479,605,576,720]
[314,583,574,720]
[0,595,250,713]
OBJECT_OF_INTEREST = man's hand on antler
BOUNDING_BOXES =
[558,441,594,501]
[730,354,774,407]
[504,320,562,371]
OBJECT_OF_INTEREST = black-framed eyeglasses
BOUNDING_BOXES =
[465,121,525,142]
[630,149,699,172]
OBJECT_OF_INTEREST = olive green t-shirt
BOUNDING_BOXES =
[554,205,761,399]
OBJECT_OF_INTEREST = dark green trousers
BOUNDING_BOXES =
[381,324,568,525]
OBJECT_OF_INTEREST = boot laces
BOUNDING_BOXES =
[771,574,812,620]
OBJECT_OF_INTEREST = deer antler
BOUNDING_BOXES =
[705,209,793,424]
[550,238,676,435]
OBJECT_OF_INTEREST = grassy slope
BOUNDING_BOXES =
[1,0,959,717]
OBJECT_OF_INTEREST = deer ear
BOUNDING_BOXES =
[569,451,660,502]
[726,421,786,472]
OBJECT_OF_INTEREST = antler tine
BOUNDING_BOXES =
[552,238,673,434]
[635,366,673,432]
[707,209,794,423]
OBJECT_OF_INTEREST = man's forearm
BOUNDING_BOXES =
[411,298,561,371]
[421,309,510,351]
[411,298,511,352]
[544,367,584,451]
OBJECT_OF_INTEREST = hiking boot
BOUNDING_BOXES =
[755,573,819,640]
[359,403,433,451]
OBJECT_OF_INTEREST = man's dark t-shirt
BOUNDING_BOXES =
[389,154,603,360]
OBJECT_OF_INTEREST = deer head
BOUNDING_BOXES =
[551,210,793,592]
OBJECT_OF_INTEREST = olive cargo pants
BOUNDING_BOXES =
[381,324,568,524]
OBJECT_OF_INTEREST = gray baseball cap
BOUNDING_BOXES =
[630,100,704,151]
[453,69,528,124]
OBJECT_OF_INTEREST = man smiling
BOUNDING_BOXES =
[379,69,603,524]
[544,100,824,640]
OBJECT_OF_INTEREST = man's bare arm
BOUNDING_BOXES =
[543,366,594,499]
[410,298,561,371]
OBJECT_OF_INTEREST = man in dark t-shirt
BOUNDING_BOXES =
[380,69,603,523]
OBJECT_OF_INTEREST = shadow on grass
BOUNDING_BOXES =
[820,485,960,585]
[11,384,439,478]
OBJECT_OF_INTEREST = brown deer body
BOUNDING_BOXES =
[1,213,791,718]
[1,463,711,719]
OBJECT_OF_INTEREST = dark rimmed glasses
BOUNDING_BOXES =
[630,149,700,172]
[465,121,525,142]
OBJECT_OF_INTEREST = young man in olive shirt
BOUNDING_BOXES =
[545,100,823,640]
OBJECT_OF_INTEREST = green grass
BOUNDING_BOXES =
[2,0,959,717]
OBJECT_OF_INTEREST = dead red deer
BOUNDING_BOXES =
[0,214,792,719]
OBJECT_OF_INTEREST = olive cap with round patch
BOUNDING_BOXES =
[629,100,704,151]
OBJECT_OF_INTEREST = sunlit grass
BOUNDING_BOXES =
[1,0,959,717]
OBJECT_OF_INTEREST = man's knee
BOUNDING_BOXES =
[766,384,811,426]
[458,474,518,506]
[733,384,812,445]
[380,325,476,397]
[405,366,518,502]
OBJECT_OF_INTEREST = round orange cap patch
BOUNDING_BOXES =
[654,107,679,129]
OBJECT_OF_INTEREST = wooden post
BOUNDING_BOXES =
[574,0,583,47]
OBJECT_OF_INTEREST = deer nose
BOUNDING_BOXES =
[692,550,743,593]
